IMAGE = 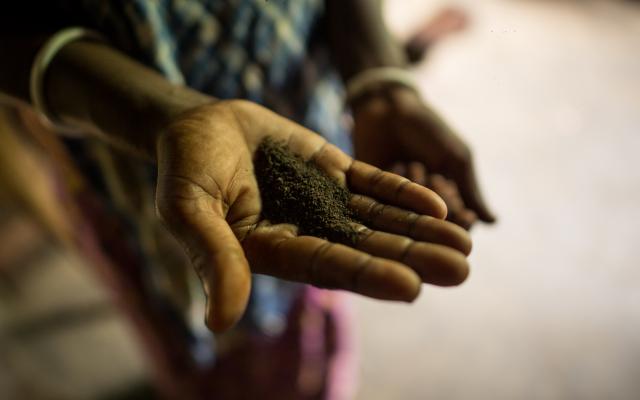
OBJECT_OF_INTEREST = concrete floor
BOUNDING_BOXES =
[354,1,640,399]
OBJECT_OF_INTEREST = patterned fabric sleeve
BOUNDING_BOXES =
[69,0,323,99]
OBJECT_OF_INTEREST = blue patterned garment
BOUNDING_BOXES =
[62,0,352,348]
[71,0,350,149]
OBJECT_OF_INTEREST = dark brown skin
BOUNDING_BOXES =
[392,162,478,230]
[352,86,493,225]
[1,40,471,331]
[327,0,496,225]
[0,1,485,332]
[157,99,470,331]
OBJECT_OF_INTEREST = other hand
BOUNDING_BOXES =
[351,86,496,224]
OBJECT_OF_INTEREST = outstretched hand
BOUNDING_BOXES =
[156,100,471,332]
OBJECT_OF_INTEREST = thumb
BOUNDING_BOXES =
[192,212,252,332]
[157,180,252,332]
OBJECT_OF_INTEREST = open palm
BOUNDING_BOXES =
[156,100,471,332]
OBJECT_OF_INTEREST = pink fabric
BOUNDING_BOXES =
[303,288,358,400]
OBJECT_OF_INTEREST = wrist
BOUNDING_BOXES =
[346,67,419,107]
[30,28,106,132]
[350,84,422,117]
[150,88,216,158]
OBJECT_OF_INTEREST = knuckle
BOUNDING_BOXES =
[189,250,210,278]
[394,178,411,200]
[368,202,387,222]
[368,167,386,186]
[351,254,374,292]
[308,242,333,284]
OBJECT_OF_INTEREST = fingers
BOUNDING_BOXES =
[406,161,429,186]
[347,160,447,219]
[305,141,353,185]
[198,216,252,332]
[354,228,469,286]
[451,161,496,223]
[243,224,422,302]
[156,177,251,332]
[451,209,477,231]
[350,194,472,255]
[430,174,478,230]
[389,162,478,230]
[389,162,407,177]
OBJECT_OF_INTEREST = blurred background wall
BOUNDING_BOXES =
[354,0,640,399]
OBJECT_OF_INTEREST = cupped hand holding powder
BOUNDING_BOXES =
[157,100,472,332]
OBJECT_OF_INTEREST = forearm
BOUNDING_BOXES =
[326,0,407,81]
[1,36,213,158]
[47,41,213,158]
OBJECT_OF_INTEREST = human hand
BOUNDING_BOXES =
[391,162,478,230]
[155,100,472,332]
[351,86,496,224]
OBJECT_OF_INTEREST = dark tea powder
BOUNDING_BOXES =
[254,137,360,246]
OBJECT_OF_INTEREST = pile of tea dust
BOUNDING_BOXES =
[254,137,361,246]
